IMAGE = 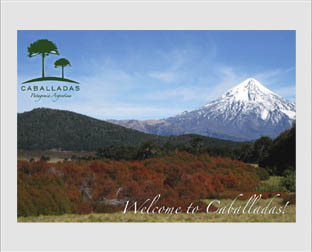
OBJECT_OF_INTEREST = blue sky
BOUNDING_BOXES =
[18,30,296,120]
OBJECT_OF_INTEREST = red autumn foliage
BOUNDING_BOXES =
[18,152,271,216]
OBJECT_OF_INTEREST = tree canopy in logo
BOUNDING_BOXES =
[54,58,71,79]
[23,39,78,84]
[27,39,59,78]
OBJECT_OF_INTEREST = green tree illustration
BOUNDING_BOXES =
[54,58,71,79]
[27,39,59,78]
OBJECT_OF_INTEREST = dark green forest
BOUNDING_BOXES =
[18,108,244,151]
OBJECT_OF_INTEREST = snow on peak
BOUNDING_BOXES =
[202,77,295,124]
[234,78,273,92]
[221,77,277,102]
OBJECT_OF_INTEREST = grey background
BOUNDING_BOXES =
[1,0,311,251]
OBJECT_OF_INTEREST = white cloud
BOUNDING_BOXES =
[142,86,211,103]
[143,65,296,106]
[254,69,283,81]
[148,43,217,84]
[272,86,296,101]
[148,71,176,83]
[144,66,245,103]
[55,102,183,120]
[252,67,295,86]
[204,65,248,100]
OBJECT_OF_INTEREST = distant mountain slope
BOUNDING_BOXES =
[18,108,243,151]
[109,78,296,140]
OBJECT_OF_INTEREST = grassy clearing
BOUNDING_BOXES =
[262,176,283,186]
[18,198,295,223]
[255,176,286,193]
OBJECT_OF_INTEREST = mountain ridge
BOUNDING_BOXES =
[109,78,296,140]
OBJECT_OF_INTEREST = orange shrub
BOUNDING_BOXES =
[18,152,267,216]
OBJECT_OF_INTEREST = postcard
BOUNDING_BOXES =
[1,1,311,251]
[17,30,296,223]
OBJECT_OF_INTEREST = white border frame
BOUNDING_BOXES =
[1,1,311,251]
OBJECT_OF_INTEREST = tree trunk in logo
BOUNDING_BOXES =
[62,66,64,79]
[42,54,45,78]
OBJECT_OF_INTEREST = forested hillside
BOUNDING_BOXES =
[17,108,244,151]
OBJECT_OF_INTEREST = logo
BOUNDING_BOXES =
[20,39,80,102]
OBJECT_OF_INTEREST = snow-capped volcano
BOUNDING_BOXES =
[109,78,296,140]
[203,78,295,122]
